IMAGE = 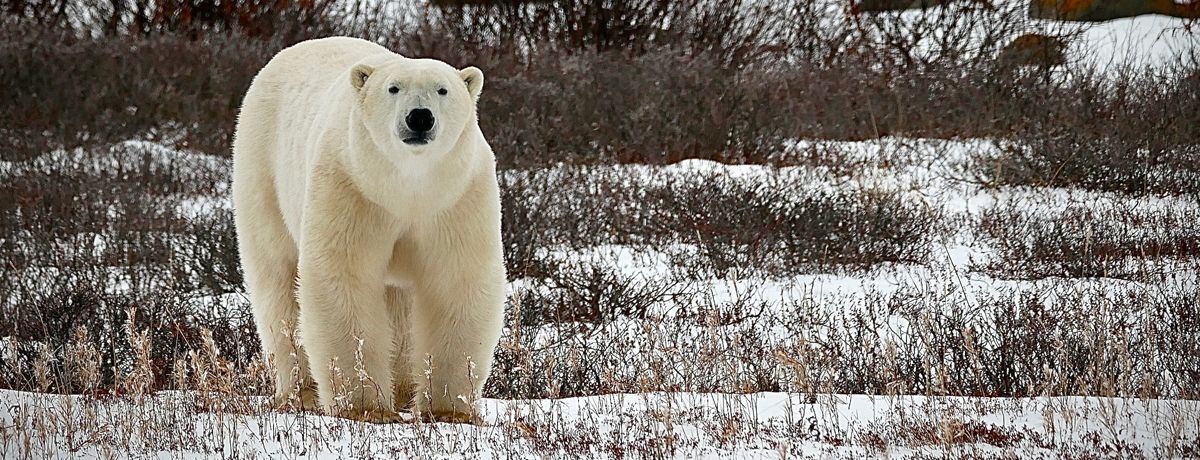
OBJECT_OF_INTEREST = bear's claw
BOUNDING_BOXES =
[340,407,407,424]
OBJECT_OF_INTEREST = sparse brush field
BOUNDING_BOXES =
[4,136,1198,458]
[2,1,1200,458]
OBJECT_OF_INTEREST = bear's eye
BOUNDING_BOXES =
[437,88,448,96]
[388,86,400,94]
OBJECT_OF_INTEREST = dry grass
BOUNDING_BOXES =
[2,351,1196,457]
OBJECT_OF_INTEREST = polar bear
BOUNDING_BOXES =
[231,37,506,423]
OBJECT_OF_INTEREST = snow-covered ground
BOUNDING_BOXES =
[4,389,1197,459]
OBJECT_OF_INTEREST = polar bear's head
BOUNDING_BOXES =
[349,57,484,158]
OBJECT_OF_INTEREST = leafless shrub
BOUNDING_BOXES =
[517,262,689,326]
[488,261,692,398]
[977,197,1200,280]
[484,275,1200,401]
[5,2,1195,178]
[456,48,791,169]
[2,0,362,39]
[845,1,1054,70]
[0,25,273,159]
[409,0,793,67]
[632,172,937,276]
[501,166,937,279]
[0,142,250,394]
[971,63,1200,195]
[0,277,255,393]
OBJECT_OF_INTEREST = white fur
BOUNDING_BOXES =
[231,36,505,422]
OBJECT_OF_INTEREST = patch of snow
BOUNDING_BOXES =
[2,389,1195,458]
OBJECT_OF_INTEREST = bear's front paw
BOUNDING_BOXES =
[421,410,483,425]
[273,385,320,412]
[339,407,407,424]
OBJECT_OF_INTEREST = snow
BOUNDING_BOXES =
[2,389,1195,458]
[0,139,228,181]
[864,0,1199,70]
[1073,15,1199,70]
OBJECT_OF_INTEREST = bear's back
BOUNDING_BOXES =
[256,36,391,87]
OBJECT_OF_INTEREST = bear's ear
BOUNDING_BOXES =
[350,64,374,91]
[459,66,484,101]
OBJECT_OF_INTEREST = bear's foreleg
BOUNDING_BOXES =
[408,281,504,423]
[408,179,506,423]
[297,257,400,422]
[296,185,402,423]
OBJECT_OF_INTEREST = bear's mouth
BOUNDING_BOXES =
[398,126,434,146]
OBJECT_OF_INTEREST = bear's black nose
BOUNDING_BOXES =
[406,108,435,133]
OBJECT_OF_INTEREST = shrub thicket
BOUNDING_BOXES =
[4,1,1194,177]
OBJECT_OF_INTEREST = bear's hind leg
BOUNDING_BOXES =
[239,234,317,410]
[233,173,316,410]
